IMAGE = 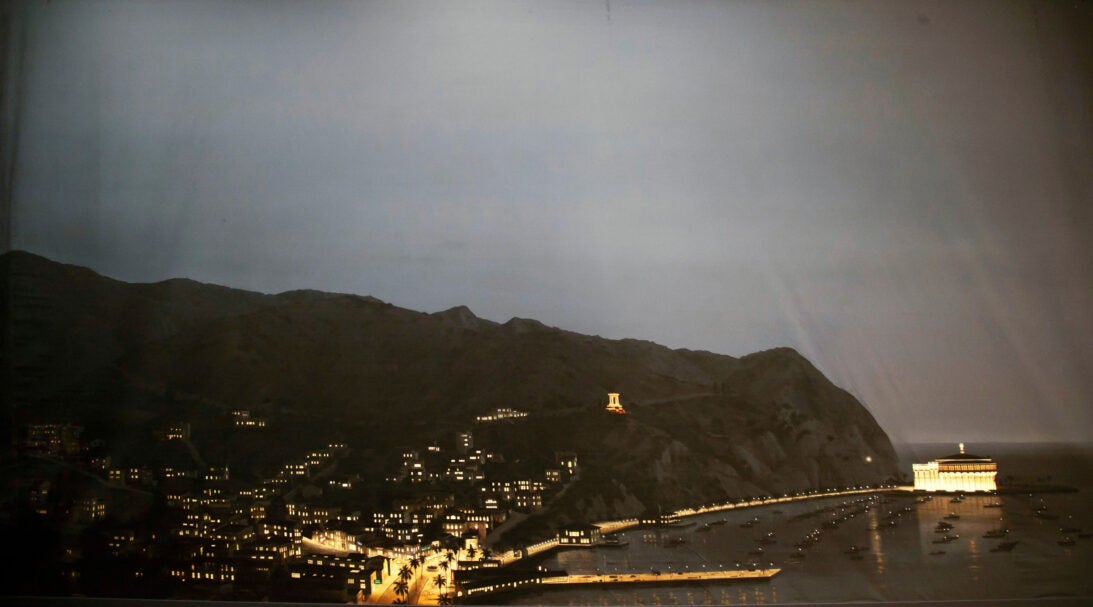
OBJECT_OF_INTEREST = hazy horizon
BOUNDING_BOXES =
[5,0,1092,444]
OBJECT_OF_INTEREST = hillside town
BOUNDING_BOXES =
[7,401,590,602]
[10,377,1008,606]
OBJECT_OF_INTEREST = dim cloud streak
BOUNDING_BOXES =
[7,0,1093,443]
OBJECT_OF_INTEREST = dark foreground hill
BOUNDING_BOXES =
[2,250,900,524]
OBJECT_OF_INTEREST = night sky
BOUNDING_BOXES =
[5,1,1091,443]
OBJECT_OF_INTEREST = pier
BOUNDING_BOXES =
[453,568,782,602]
[542,568,782,587]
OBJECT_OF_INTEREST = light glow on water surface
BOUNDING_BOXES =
[509,445,1093,605]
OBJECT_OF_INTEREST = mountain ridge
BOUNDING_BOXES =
[2,250,901,525]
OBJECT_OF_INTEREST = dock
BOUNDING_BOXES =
[541,568,781,587]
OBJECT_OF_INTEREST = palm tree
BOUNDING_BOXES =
[438,593,453,605]
[393,579,410,601]
[445,550,456,567]
[439,560,450,574]
[466,546,477,560]
[398,564,413,583]
[433,574,447,594]
[481,547,492,560]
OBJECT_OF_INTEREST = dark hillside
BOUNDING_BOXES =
[2,251,899,520]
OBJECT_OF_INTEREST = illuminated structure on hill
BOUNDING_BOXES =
[912,443,997,492]
[605,393,627,415]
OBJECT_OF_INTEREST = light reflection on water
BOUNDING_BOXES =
[508,448,1093,605]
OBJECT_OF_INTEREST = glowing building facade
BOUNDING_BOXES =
[605,393,626,414]
[913,443,997,492]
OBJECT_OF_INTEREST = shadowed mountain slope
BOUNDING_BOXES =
[2,250,900,520]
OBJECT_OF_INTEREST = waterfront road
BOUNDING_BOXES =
[595,485,902,534]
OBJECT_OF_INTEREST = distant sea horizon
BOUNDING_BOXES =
[893,441,1093,482]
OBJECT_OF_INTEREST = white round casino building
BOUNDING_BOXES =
[912,443,998,492]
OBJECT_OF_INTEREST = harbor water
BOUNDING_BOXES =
[508,443,1093,605]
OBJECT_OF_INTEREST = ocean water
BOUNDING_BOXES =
[508,443,1093,605]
